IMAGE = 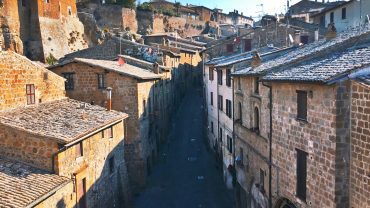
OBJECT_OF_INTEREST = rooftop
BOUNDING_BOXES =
[0,157,70,208]
[73,58,163,80]
[262,44,370,83]
[349,67,370,85]
[0,99,128,144]
[233,27,370,76]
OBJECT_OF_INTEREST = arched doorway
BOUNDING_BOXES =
[274,198,297,208]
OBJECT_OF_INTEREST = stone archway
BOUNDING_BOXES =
[274,197,297,208]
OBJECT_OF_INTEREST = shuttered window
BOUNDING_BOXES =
[210,92,213,106]
[209,67,214,81]
[218,95,223,111]
[296,149,308,201]
[75,142,83,158]
[217,70,223,85]
[26,84,35,105]
[297,91,308,120]
[62,73,74,90]
[226,99,232,118]
[226,69,231,87]
[227,135,232,153]
[97,74,106,89]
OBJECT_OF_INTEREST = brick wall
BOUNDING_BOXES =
[350,81,370,208]
[0,51,66,111]
[271,83,340,207]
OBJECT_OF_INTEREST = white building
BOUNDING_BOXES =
[318,0,370,32]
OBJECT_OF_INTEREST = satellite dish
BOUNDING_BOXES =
[289,34,294,43]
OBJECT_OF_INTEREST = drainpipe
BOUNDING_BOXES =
[262,81,272,208]
[106,87,112,111]
[231,76,236,186]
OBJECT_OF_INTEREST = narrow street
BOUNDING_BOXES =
[134,88,235,208]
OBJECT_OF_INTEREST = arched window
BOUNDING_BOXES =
[254,107,259,134]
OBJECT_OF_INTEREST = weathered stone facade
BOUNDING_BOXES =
[350,81,370,208]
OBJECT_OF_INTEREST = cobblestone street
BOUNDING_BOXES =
[134,88,235,208]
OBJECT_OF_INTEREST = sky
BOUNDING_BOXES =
[141,0,302,19]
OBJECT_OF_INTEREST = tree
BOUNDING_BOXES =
[174,2,181,16]
[116,0,136,9]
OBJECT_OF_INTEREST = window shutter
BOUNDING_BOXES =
[296,149,308,201]
[297,91,307,120]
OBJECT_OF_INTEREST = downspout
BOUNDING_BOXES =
[262,81,273,208]
[231,76,236,185]
[217,68,220,158]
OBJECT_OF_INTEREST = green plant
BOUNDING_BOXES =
[46,53,57,65]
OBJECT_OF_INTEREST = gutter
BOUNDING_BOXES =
[26,180,71,208]
[262,81,273,208]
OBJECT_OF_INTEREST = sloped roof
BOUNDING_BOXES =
[73,58,162,80]
[262,44,370,83]
[349,67,370,85]
[0,157,70,208]
[0,99,128,144]
[233,27,370,77]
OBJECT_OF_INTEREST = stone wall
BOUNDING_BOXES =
[55,121,131,207]
[270,82,349,207]
[35,182,75,208]
[0,124,59,171]
[0,51,66,111]
[350,81,370,208]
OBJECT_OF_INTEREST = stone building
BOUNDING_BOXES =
[0,51,130,207]
[50,57,166,193]
[0,0,87,61]
[348,68,370,208]
[232,27,370,208]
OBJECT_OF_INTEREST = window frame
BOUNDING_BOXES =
[97,73,106,89]
[26,84,35,105]
[62,73,74,90]
[296,90,308,121]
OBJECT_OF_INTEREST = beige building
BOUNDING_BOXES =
[50,57,168,193]
[0,51,130,207]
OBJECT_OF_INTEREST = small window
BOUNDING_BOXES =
[210,92,213,106]
[26,84,35,105]
[68,6,72,16]
[260,169,265,190]
[21,0,26,7]
[143,99,147,117]
[217,70,223,85]
[218,95,223,111]
[226,44,233,53]
[238,102,242,122]
[209,67,214,81]
[107,126,113,139]
[227,135,232,153]
[76,142,83,158]
[254,77,259,94]
[211,121,214,134]
[244,39,252,52]
[342,7,346,20]
[254,107,260,134]
[297,91,308,121]
[63,73,74,90]
[330,12,334,23]
[101,130,105,138]
[45,0,49,3]
[109,156,115,174]
[296,149,308,201]
[237,77,241,90]
[226,99,232,118]
[226,69,231,87]
[218,128,223,143]
[97,74,106,89]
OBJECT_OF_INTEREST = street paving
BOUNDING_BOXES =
[134,88,235,208]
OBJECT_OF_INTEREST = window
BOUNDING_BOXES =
[217,70,223,85]
[97,74,106,89]
[211,121,214,134]
[143,99,147,117]
[219,128,223,143]
[296,149,308,201]
[237,77,241,90]
[75,142,83,158]
[239,147,244,164]
[342,7,346,19]
[244,39,252,52]
[209,67,214,81]
[21,0,26,7]
[109,156,115,174]
[26,84,35,105]
[226,44,233,53]
[107,126,113,139]
[260,169,265,190]
[254,77,259,94]
[63,73,74,90]
[238,102,242,122]
[68,6,72,16]
[227,135,232,153]
[210,92,214,106]
[297,91,308,121]
[226,69,231,87]
[101,130,105,138]
[226,99,232,118]
[45,0,49,3]
[330,12,334,23]
[218,95,223,111]
[254,107,260,134]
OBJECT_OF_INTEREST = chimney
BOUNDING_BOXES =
[153,62,160,74]
[251,51,262,68]
[294,30,301,46]
[106,87,112,111]
[314,28,319,42]
[118,57,125,66]
[326,23,337,40]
